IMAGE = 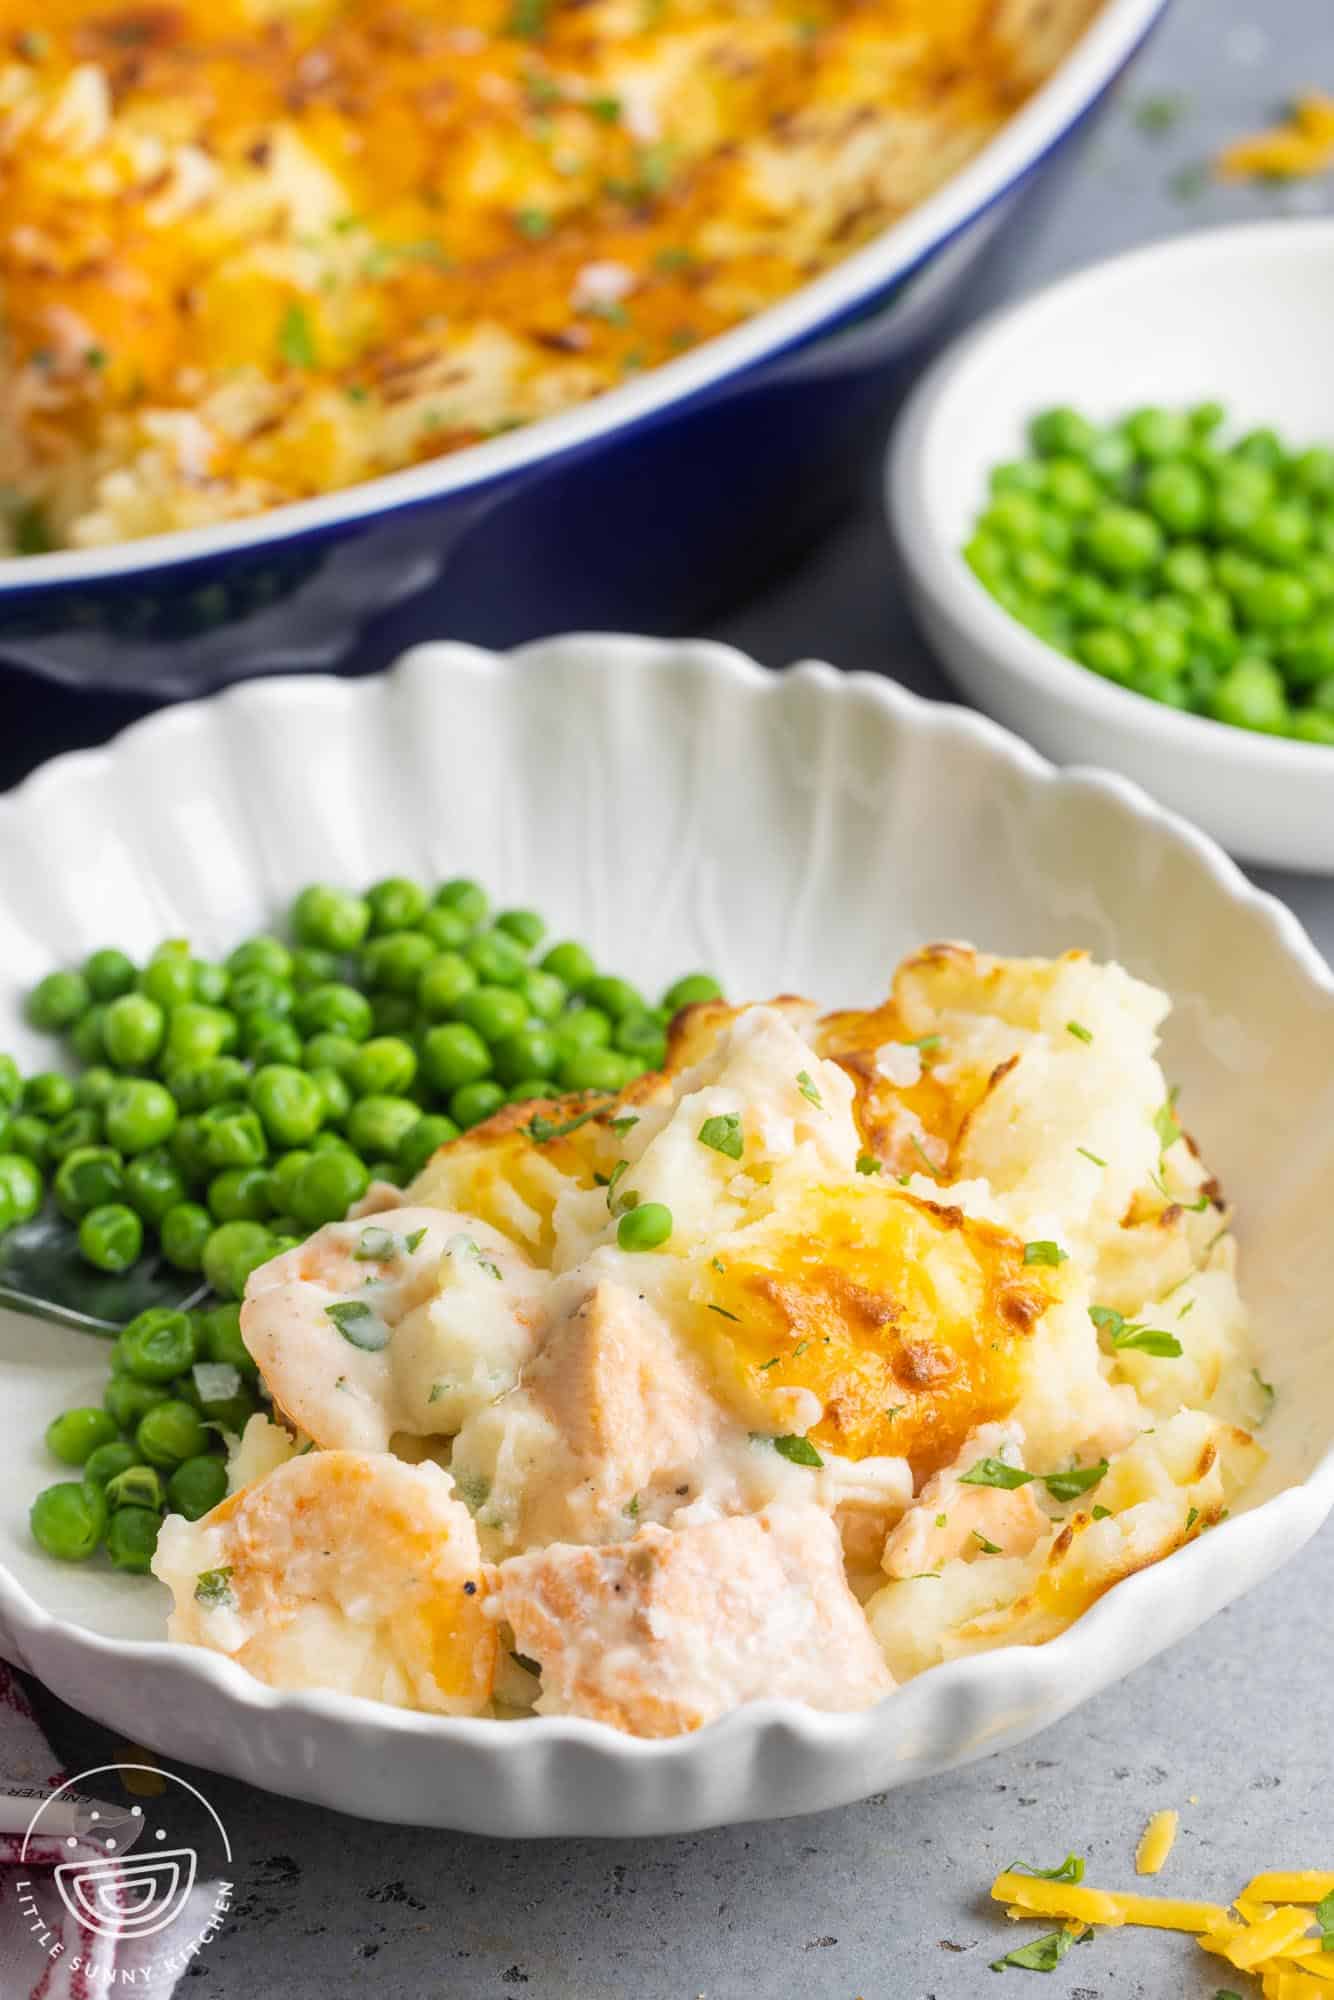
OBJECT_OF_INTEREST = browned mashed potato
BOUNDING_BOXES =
[0,0,1100,551]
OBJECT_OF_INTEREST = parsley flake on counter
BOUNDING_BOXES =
[1007,1854,1085,1884]
[989,1930,1073,1973]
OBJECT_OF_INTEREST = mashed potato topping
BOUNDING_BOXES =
[153,946,1266,1736]
[0,0,1099,552]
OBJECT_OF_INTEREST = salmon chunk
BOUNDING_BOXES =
[493,1503,894,1736]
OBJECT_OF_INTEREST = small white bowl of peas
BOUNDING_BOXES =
[889,218,1334,872]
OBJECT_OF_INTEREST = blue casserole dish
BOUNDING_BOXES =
[0,0,1166,697]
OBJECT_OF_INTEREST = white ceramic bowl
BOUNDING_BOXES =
[2,636,1333,1836]
[889,219,1334,874]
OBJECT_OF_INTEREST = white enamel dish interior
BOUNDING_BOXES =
[1,635,1331,1835]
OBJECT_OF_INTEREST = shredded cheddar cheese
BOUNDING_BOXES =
[1201,1909,1316,1972]
[1247,1878,1334,1906]
[1136,1808,1179,1876]
[989,1871,1231,1933]
[1217,94,1334,181]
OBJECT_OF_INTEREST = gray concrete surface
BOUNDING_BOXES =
[14,0,1334,1990]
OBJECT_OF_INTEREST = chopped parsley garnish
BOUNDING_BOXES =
[959,1457,1032,1492]
[278,302,317,370]
[655,245,694,271]
[1066,1021,1094,1044]
[934,1512,948,1529]
[757,1356,778,1370]
[1044,1459,1108,1502]
[989,1930,1073,1973]
[771,1434,823,1469]
[514,207,553,239]
[972,1530,1002,1555]
[1007,1854,1085,1884]
[1149,1167,1210,1211]
[194,1567,234,1610]
[587,93,622,121]
[610,1114,639,1135]
[1089,1305,1182,1357]
[1185,1506,1199,1530]
[1252,1368,1276,1421]
[606,1158,632,1212]
[1023,1240,1068,1267]
[1091,1504,1112,1520]
[325,1300,390,1350]
[708,1303,741,1322]
[909,1034,942,1052]
[911,1135,944,1181]
[710,1256,725,1274]
[795,1069,822,1107]
[1154,1086,1183,1155]
[792,1339,808,1357]
[1076,1146,1107,1167]
[526,1101,607,1143]
[697,1113,743,1160]
[855,1152,883,1176]
[404,1227,427,1254]
[625,1493,640,1518]
[354,1225,399,1262]
[1316,1889,1334,1952]
[508,0,548,37]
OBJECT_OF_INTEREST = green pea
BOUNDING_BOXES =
[267,1148,312,1212]
[309,1065,351,1125]
[54,1146,125,1220]
[554,1007,612,1053]
[0,1153,43,1223]
[289,1150,369,1228]
[165,1058,244,1114]
[69,1007,106,1065]
[1214,464,1274,537]
[359,931,435,995]
[421,1022,492,1093]
[124,1149,187,1225]
[47,1108,102,1161]
[291,884,371,953]
[1232,426,1284,469]
[1291,446,1334,499]
[208,1166,273,1223]
[104,1078,177,1154]
[419,905,471,952]
[434,877,488,927]
[1210,656,1289,734]
[514,967,567,1021]
[138,953,196,1012]
[559,1048,636,1094]
[46,1405,120,1466]
[396,1113,459,1181]
[417,952,478,1019]
[345,1094,421,1158]
[1245,502,1313,565]
[191,960,230,1005]
[202,1219,275,1299]
[159,1201,214,1272]
[9,1114,51,1166]
[1142,461,1210,536]
[24,1071,75,1120]
[83,948,137,1003]
[449,1079,507,1129]
[302,1032,360,1076]
[615,1011,667,1067]
[106,1464,165,1512]
[1292,708,1334,744]
[79,1202,143,1272]
[462,929,528,987]
[1029,406,1098,458]
[291,946,339,990]
[163,1003,235,1069]
[616,1201,672,1251]
[168,1455,229,1521]
[229,970,294,1020]
[537,940,594,991]
[84,1440,140,1488]
[1238,572,1314,632]
[508,1078,554,1103]
[200,1300,259,1378]
[1123,406,1192,460]
[248,1064,324,1147]
[295,982,373,1041]
[105,1506,160,1573]
[310,1128,356,1153]
[27,969,90,1032]
[662,972,722,1013]
[346,1036,418,1098]
[199,1104,268,1170]
[1084,506,1164,577]
[227,934,292,982]
[103,1372,170,1429]
[369,992,415,1036]
[136,1394,210,1467]
[494,908,545,951]
[31,1480,106,1561]
[170,1115,212,1186]
[102,993,165,1069]
[0,1055,20,1109]
[246,1015,304,1065]
[73,1066,116,1114]
[365,876,428,934]
[454,985,528,1045]
[364,1162,404,1190]
[990,458,1047,497]
[492,1027,558,1086]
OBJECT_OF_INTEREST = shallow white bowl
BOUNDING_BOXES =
[889,219,1334,874]
[2,636,1333,1835]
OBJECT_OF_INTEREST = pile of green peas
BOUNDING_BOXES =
[2,874,719,1298]
[964,402,1334,742]
[31,1301,255,1569]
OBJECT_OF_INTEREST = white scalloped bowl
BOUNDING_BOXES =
[2,636,1333,1836]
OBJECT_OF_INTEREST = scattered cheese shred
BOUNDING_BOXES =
[989,1872,1232,1933]
[1247,1877,1334,1906]
[1136,1809,1180,1876]
[1216,94,1334,181]
[1201,1908,1314,1971]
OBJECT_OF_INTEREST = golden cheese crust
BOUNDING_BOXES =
[0,0,1100,549]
